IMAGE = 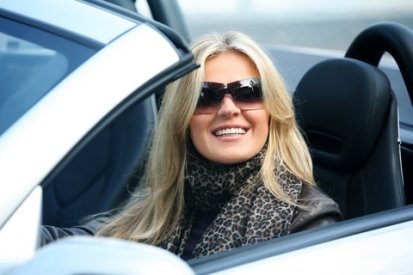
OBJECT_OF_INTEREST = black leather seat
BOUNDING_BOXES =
[42,96,156,227]
[293,58,405,219]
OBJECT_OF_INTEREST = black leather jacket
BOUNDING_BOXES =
[41,185,342,246]
[291,185,342,232]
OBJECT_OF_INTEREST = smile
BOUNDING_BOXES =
[214,128,246,136]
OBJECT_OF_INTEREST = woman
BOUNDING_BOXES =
[42,31,342,259]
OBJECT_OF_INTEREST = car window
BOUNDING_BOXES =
[0,17,95,136]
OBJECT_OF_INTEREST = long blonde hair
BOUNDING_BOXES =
[96,31,315,244]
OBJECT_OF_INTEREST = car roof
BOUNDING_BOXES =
[0,0,136,45]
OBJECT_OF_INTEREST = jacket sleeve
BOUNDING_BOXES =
[290,185,343,232]
[40,223,98,246]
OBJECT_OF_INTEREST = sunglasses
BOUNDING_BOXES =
[195,77,264,114]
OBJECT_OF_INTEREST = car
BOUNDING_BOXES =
[1,0,413,274]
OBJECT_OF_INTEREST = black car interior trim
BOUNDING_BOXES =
[346,22,413,109]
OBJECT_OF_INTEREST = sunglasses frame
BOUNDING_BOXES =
[196,77,263,113]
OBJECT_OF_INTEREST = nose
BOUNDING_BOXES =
[216,94,241,116]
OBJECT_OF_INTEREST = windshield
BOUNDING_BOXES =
[0,17,95,136]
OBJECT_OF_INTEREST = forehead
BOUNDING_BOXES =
[204,51,259,83]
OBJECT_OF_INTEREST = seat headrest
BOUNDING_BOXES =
[294,58,391,171]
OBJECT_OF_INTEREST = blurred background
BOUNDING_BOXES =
[175,0,413,52]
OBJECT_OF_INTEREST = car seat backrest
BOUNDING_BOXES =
[293,58,405,219]
[42,95,156,227]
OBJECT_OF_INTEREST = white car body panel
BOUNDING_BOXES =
[10,237,195,275]
[213,221,413,274]
[0,0,135,44]
[0,187,41,273]
[0,24,179,227]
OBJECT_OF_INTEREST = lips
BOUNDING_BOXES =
[214,127,247,136]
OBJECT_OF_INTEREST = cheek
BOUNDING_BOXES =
[258,118,270,141]
[189,116,208,145]
[248,111,270,136]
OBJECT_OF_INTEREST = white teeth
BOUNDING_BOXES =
[215,128,246,136]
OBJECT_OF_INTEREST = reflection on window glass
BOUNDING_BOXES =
[0,17,95,136]
[0,33,68,135]
[178,0,413,51]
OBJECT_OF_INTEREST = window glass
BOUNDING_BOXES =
[0,17,95,136]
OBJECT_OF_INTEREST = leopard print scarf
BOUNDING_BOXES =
[159,146,302,259]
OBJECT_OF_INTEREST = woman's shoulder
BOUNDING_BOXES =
[290,184,343,233]
[300,184,339,207]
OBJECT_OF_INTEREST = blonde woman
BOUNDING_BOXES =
[42,31,342,259]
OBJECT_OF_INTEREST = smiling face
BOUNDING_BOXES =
[189,51,269,164]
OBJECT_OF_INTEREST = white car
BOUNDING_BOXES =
[1,0,413,274]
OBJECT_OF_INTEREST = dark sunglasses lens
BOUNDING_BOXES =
[197,88,223,107]
[233,86,262,102]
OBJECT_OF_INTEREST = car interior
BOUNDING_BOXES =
[39,0,413,264]
[42,95,157,227]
